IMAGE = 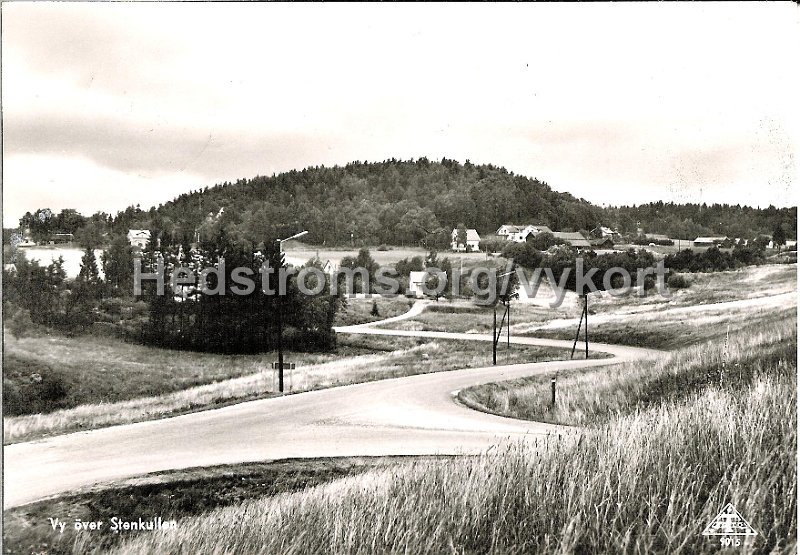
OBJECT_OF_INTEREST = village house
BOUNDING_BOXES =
[590,225,621,240]
[450,228,481,252]
[495,224,553,243]
[127,229,151,249]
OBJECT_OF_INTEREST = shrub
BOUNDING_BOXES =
[2,354,70,416]
[667,274,690,289]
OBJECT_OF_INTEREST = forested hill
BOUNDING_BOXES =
[37,157,794,249]
[140,158,602,247]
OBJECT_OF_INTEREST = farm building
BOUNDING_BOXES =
[450,228,481,252]
[552,231,591,249]
[693,236,728,247]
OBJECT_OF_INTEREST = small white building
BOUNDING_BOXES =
[451,228,481,252]
[127,229,151,249]
[408,271,427,298]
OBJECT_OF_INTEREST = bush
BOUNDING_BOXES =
[2,354,70,416]
[667,274,690,289]
[664,246,752,273]
[7,307,35,339]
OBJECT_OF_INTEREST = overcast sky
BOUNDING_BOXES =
[3,2,798,227]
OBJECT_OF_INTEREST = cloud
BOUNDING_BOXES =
[2,2,798,227]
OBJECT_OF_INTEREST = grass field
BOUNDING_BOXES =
[377,265,795,342]
[283,242,494,268]
[82,327,796,554]
[3,456,442,555]
[4,334,573,443]
[460,310,796,425]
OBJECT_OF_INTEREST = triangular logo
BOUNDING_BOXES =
[702,503,758,536]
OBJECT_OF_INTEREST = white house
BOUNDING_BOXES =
[496,224,553,243]
[127,229,151,249]
[451,228,481,252]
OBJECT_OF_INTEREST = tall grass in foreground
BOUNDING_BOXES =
[460,311,796,426]
[96,370,796,554]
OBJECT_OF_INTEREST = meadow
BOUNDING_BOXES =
[72,316,795,554]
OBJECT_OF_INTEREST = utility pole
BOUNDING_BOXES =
[492,271,514,365]
[571,294,589,359]
[275,230,308,393]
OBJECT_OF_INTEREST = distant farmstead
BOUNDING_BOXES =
[451,228,481,252]
[128,229,151,249]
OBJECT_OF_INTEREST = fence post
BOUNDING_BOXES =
[551,378,556,408]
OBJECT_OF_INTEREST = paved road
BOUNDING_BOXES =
[10,290,786,509]
[4,350,647,508]
[4,327,653,508]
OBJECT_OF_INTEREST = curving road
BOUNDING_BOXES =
[10,291,785,509]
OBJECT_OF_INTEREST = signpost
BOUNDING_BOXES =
[271,362,296,392]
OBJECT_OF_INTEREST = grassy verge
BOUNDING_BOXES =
[333,296,416,327]
[459,311,795,426]
[93,358,796,553]
[2,332,383,417]
[4,337,572,444]
[525,303,795,350]
[3,456,448,555]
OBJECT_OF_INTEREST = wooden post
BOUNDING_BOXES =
[584,295,589,359]
[507,303,510,352]
[551,378,556,407]
[493,305,497,365]
[571,299,585,359]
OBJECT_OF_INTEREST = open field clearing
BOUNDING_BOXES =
[4,335,573,443]
[523,299,796,350]
[460,311,795,425]
[377,265,795,340]
[588,263,796,312]
[3,456,442,555]
[86,358,795,554]
[283,242,494,268]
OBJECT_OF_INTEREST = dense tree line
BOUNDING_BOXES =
[11,160,797,251]
[138,232,344,354]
